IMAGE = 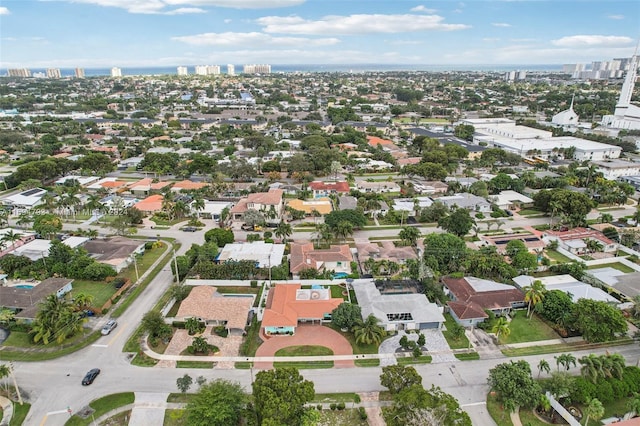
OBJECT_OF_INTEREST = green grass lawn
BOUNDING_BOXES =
[545,249,573,264]
[587,262,635,273]
[316,409,368,425]
[273,361,334,369]
[326,324,380,354]
[215,286,259,294]
[164,409,188,426]
[455,352,480,361]
[486,392,514,426]
[275,345,334,357]
[176,361,214,368]
[442,314,471,349]
[66,392,134,426]
[501,311,559,345]
[149,215,185,226]
[518,209,545,216]
[71,280,118,308]
[10,401,30,426]
[239,318,262,357]
[117,244,167,284]
[501,337,633,357]
[3,331,34,348]
[397,355,432,365]
[355,358,380,367]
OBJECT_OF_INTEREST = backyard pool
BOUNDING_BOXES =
[333,272,349,279]
[15,285,34,289]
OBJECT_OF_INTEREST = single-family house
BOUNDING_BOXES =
[230,189,284,221]
[216,242,285,268]
[480,232,545,254]
[134,194,164,214]
[356,241,418,269]
[338,196,358,211]
[286,198,333,216]
[128,178,172,196]
[513,275,619,306]
[308,181,350,198]
[87,177,129,193]
[352,280,445,331]
[191,200,233,220]
[0,278,74,320]
[411,180,449,195]
[289,243,353,276]
[491,190,533,210]
[3,188,48,210]
[176,286,254,335]
[543,227,617,255]
[171,180,209,193]
[262,284,344,335]
[438,193,492,213]
[13,237,89,261]
[355,181,401,193]
[82,236,146,272]
[442,276,526,326]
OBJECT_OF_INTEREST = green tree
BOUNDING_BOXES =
[330,303,362,331]
[487,360,541,412]
[537,359,551,378]
[30,294,85,345]
[0,230,22,250]
[385,384,472,426]
[252,367,314,426]
[579,354,604,383]
[141,310,171,339]
[398,226,421,247]
[353,314,386,346]
[191,336,210,353]
[204,228,234,246]
[380,365,422,394]
[572,299,627,343]
[583,398,605,426]
[186,379,247,426]
[523,280,546,318]
[243,209,265,227]
[324,209,367,229]
[555,353,577,372]
[185,317,203,335]
[275,221,292,243]
[176,374,193,393]
[491,317,511,342]
[423,233,467,275]
[32,213,63,239]
[438,208,475,237]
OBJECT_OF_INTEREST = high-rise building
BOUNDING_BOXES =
[7,68,31,77]
[227,64,235,76]
[602,55,640,130]
[75,68,85,78]
[243,64,271,74]
[177,66,188,76]
[111,67,122,77]
[46,68,62,78]
[195,65,220,75]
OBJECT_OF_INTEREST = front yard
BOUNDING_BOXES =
[71,280,119,309]
[442,313,470,349]
[502,311,559,345]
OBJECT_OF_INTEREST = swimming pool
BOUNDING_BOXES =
[333,272,349,279]
[15,285,34,289]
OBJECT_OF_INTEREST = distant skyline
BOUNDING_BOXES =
[0,0,638,68]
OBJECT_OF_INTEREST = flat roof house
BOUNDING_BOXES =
[442,276,525,326]
[543,227,617,255]
[352,280,445,331]
[286,198,333,216]
[3,188,48,209]
[438,193,492,213]
[216,241,285,268]
[262,284,344,336]
[513,274,619,306]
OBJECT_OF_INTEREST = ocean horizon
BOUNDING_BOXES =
[3,63,562,77]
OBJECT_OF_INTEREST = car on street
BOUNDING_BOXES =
[82,368,100,386]
[101,320,117,335]
[180,226,198,232]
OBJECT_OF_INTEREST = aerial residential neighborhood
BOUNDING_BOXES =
[0,3,640,423]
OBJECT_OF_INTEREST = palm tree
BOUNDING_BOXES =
[172,200,190,220]
[1,230,22,251]
[364,257,379,276]
[598,213,613,224]
[586,239,604,254]
[583,398,604,426]
[191,336,209,353]
[0,209,9,228]
[579,354,604,383]
[626,393,640,418]
[274,221,292,243]
[72,292,94,311]
[555,353,577,372]
[524,280,546,318]
[537,359,551,378]
[632,207,640,227]
[85,229,99,240]
[334,220,353,243]
[30,294,85,345]
[0,364,10,393]
[491,317,510,342]
[16,212,33,230]
[353,314,386,346]
[398,226,421,247]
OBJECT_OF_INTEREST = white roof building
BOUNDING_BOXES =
[13,237,89,261]
[3,188,48,208]
[55,175,100,186]
[393,197,433,212]
[491,190,533,209]
[513,274,619,305]
[552,97,579,127]
[216,242,285,268]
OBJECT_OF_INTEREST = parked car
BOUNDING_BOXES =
[180,226,198,232]
[101,320,117,335]
[82,368,100,386]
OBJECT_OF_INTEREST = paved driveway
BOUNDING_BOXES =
[254,324,354,369]
[378,330,457,365]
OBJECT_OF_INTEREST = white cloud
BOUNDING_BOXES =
[387,40,423,46]
[223,18,232,23]
[492,22,511,27]
[172,31,340,47]
[608,14,624,20]
[410,5,437,13]
[256,14,470,35]
[482,37,500,42]
[552,34,633,48]
[65,0,303,14]
[0,6,10,15]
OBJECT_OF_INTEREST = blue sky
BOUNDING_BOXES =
[0,0,638,68]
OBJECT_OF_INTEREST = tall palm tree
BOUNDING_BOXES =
[84,194,103,216]
[491,317,511,342]
[524,280,546,318]
[353,315,386,346]
[334,220,353,243]
[583,398,604,426]
[0,209,8,228]
[537,359,551,378]
[73,292,94,311]
[579,354,604,383]
[274,221,292,243]
[1,230,22,251]
[16,212,33,230]
[192,197,205,218]
[555,353,577,372]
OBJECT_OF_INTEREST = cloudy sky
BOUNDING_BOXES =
[0,0,638,68]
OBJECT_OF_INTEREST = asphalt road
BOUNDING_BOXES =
[8,204,640,425]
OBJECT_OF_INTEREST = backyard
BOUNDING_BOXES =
[545,249,573,264]
[71,280,118,309]
[587,262,636,273]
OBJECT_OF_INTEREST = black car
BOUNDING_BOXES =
[180,226,198,232]
[82,368,101,385]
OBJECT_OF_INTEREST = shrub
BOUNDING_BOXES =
[172,321,186,329]
[358,407,368,420]
[354,394,361,403]
[330,403,337,411]
[250,280,258,288]
[213,326,228,337]
[316,404,322,411]
[337,402,345,411]
[145,241,155,250]
[412,346,422,358]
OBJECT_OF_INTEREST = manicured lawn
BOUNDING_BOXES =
[313,393,360,403]
[355,358,380,367]
[455,352,480,361]
[176,361,214,368]
[587,262,635,273]
[71,280,118,309]
[0,329,102,361]
[518,209,545,216]
[501,311,559,344]
[150,215,185,226]
[167,393,194,403]
[239,317,262,357]
[130,352,159,367]
[66,392,134,426]
[316,409,368,425]
[545,249,572,264]
[397,355,432,365]
[10,402,30,426]
[3,331,33,348]
[273,361,334,369]
[486,392,514,426]
[442,313,470,349]
[326,324,380,354]
[215,286,259,294]
[275,345,334,357]
[164,409,188,426]
[117,244,167,284]
[501,337,633,357]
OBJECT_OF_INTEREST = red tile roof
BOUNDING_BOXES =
[367,135,394,146]
[546,227,615,246]
[442,277,524,312]
[447,300,488,320]
[172,180,208,191]
[289,242,353,274]
[134,194,164,212]
[308,181,350,193]
[262,284,344,328]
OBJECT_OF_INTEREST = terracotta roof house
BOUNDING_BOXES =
[176,286,254,335]
[352,280,445,331]
[262,284,344,335]
[134,194,164,213]
[356,241,418,269]
[442,276,525,326]
[230,189,284,221]
[543,227,617,255]
[308,181,350,198]
[128,178,172,196]
[366,135,394,147]
[289,242,353,275]
[286,198,333,216]
[171,180,209,192]
[0,278,73,320]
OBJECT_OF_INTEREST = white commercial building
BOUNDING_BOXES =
[177,66,188,76]
[195,65,220,75]
[227,64,235,76]
[592,159,640,180]
[110,67,122,77]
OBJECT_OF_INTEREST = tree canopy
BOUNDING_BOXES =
[487,360,541,412]
[186,379,247,426]
[252,367,314,426]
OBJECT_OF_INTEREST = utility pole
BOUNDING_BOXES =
[173,248,179,283]
[8,362,22,405]
[133,255,139,282]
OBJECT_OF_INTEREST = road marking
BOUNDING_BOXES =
[108,324,126,346]
[91,344,108,348]
[461,402,487,407]
[40,415,47,426]
[46,409,70,415]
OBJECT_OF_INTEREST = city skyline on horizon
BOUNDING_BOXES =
[0,0,638,68]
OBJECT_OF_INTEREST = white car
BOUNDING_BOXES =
[101,320,117,335]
